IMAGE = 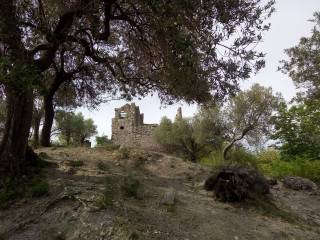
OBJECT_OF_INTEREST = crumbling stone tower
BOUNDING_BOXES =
[111,103,162,151]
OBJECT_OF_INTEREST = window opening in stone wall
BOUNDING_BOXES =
[120,111,127,118]
[120,126,124,130]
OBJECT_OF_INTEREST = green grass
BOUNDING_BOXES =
[200,148,259,169]
[259,157,320,183]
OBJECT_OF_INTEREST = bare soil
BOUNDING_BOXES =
[0,147,319,240]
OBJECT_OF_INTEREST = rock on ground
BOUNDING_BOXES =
[283,176,318,191]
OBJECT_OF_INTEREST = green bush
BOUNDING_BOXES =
[96,135,112,146]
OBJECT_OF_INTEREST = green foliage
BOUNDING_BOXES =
[95,135,112,146]
[200,150,224,168]
[193,107,225,150]
[55,110,97,146]
[200,147,259,169]
[154,117,204,162]
[257,149,281,162]
[0,177,49,207]
[272,101,320,159]
[229,148,259,168]
[259,157,320,183]
[0,57,40,90]
[95,135,120,151]
[223,84,282,156]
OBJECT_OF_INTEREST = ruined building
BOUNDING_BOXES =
[112,103,182,151]
[111,103,161,151]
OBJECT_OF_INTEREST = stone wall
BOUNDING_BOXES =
[111,103,163,151]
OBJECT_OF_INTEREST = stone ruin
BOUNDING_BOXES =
[111,103,182,151]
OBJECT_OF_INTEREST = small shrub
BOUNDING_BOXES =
[67,160,84,167]
[96,176,114,208]
[122,174,144,199]
[97,161,109,171]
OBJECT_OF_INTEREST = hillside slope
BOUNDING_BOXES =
[0,147,319,240]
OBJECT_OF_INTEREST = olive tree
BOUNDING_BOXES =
[222,84,282,160]
[0,0,274,179]
[55,111,97,146]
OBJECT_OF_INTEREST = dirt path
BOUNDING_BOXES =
[0,147,319,240]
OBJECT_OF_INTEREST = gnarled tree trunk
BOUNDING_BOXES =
[0,87,34,179]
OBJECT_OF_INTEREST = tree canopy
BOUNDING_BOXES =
[280,12,320,102]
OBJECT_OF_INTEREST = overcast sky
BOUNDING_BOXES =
[79,0,320,138]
